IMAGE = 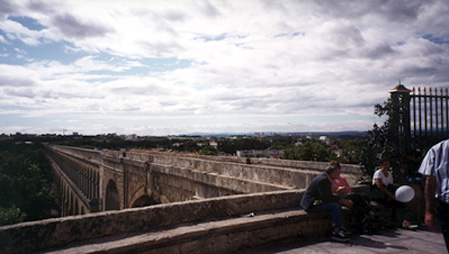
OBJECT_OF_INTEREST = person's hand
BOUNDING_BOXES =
[425,211,437,231]
[389,193,396,201]
[339,199,353,208]
[336,186,346,194]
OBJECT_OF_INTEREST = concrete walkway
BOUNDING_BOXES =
[236,227,446,254]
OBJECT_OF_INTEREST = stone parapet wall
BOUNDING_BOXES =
[129,150,362,187]
[129,149,361,174]
[45,209,333,254]
[128,152,359,190]
[0,190,304,253]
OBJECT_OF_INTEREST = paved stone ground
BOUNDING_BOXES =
[235,227,447,254]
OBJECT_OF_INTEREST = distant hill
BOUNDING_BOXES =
[184,131,367,138]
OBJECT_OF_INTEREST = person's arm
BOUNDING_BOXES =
[319,178,353,208]
[424,176,437,231]
[318,178,340,203]
[339,199,353,208]
[375,178,396,200]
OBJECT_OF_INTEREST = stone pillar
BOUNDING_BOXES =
[389,82,412,157]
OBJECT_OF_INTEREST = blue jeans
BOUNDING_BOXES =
[307,202,344,228]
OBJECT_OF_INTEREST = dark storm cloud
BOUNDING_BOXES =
[52,13,114,39]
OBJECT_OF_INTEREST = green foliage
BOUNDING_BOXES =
[361,99,403,179]
[217,137,272,155]
[282,140,336,162]
[0,141,59,225]
[336,139,364,164]
[199,145,217,156]
[0,206,26,226]
[179,140,201,152]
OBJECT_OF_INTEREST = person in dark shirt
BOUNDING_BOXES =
[300,164,353,242]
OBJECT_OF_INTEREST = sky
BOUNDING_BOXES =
[0,0,449,136]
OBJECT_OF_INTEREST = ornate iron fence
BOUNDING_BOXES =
[389,83,449,155]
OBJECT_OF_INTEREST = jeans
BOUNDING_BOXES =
[436,199,449,252]
[307,202,344,228]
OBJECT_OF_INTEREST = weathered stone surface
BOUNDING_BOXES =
[0,145,369,253]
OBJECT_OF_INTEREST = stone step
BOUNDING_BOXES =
[42,208,331,254]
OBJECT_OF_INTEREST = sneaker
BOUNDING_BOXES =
[342,227,352,235]
[331,230,350,242]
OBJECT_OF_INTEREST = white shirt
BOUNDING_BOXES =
[418,139,449,203]
[372,169,393,186]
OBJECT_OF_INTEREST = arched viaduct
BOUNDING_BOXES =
[1,145,370,253]
[46,145,362,216]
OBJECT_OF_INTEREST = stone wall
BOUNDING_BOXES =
[46,145,363,212]
[0,189,303,253]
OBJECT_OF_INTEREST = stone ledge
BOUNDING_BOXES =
[1,186,370,253]
[42,208,331,254]
[0,190,304,253]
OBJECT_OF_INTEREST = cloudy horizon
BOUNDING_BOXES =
[1,0,448,136]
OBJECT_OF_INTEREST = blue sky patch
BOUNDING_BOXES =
[423,34,449,44]
[8,16,46,31]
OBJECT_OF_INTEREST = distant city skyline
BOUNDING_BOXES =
[1,0,449,136]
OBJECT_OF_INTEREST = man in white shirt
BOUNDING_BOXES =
[419,139,449,252]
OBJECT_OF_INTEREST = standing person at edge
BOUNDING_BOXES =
[418,139,449,252]
[300,164,353,242]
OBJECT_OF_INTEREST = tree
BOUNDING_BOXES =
[0,206,26,226]
[199,145,217,156]
[0,142,59,225]
[283,140,336,162]
[361,99,405,181]
[336,139,364,164]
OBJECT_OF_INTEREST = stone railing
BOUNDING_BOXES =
[0,185,372,254]
[0,189,303,253]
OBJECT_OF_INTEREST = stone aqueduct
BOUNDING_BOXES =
[46,145,362,216]
[0,145,366,253]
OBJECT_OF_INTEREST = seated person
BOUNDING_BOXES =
[330,161,373,233]
[371,157,413,228]
[300,164,353,242]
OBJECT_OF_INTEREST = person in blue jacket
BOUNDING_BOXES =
[300,164,353,242]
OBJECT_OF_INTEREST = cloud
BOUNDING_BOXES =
[0,0,17,19]
[0,0,448,135]
[51,13,114,39]
[0,64,38,87]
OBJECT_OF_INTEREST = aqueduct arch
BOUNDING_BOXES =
[105,180,120,211]
[131,195,157,208]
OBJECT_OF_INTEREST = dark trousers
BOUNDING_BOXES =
[370,185,408,226]
[306,202,344,229]
[340,193,371,230]
[436,199,449,253]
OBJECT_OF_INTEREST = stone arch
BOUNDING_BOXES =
[105,180,120,210]
[131,194,157,208]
